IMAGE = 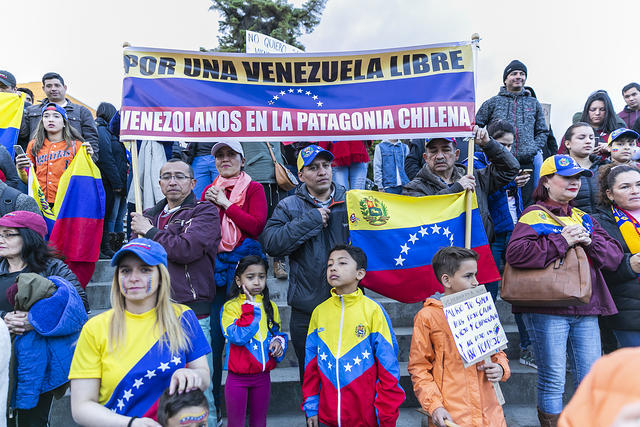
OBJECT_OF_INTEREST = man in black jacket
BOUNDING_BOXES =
[261,145,349,382]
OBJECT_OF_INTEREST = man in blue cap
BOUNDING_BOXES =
[261,144,349,383]
[403,126,519,242]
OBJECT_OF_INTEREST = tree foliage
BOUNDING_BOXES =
[209,0,326,52]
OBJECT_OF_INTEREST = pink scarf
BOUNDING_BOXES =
[214,171,252,252]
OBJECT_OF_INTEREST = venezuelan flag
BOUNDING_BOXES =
[49,147,105,263]
[27,167,56,236]
[0,92,25,157]
[346,190,499,303]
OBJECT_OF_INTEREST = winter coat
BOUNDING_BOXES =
[319,141,369,167]
[241,142,285,184]
[408,298,510,427]
[143,192,221,315]
[592,206,640,331]
[402,139,520,241]
[0,319,9,427]
[96,117,128,191]
[505,201,622,316]
[558,348,640,427]
[0,146,20,190]
[13,276,88,409]
[21,99,99,160]
[261,184,349,314]
[618,106,640,129]
[571,158,608,214]
[476,87,548,166]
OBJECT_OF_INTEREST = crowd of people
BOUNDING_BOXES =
[0,58,639,427]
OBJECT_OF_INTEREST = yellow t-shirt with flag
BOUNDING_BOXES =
[69,304,210,417]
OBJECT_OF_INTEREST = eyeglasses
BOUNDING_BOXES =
[159,173,193,182]
[0,233,20,240]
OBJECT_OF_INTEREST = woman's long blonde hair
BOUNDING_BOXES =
[31,112,84,158]
[108,262,192,355]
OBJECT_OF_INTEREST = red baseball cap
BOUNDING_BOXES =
[0,211,48,238]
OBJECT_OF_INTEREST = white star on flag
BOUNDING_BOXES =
[431,224,441,234]
[394,255,405,266]
[171,356,182,365]
[273,95,279,100]
[362,350,370,359]
[158,362,170,372]
[145,370,156,379]
[344,362,353,372]
[443,227,451,237]
[317,101,323,107]
[253,344,258,350]
[320,352,328,361]
[408,233,418,244]
[117,399,124,410]
[123,389,133,401]
[305,91,311,95]
[268,101,274,105]
[312,95,318,100]
[297,89,303,93]
[288,88,294,93]
[279,90,285,95]
[353,356,361,365]
[328,361,333,369]
[133,378,144,389]
[400,243,410,254]
[418,226,428,236]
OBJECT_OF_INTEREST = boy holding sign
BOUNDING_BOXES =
[408,247,510,427]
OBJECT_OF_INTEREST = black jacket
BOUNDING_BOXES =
[572,159,608,215]
[261,184,349,314]
[593,206,640,331]
[96,118,128,191]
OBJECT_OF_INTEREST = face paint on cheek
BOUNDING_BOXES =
[146,276,152,293]
[179,409,208,425]
[612,148,620,153]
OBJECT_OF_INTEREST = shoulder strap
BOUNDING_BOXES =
[0,186,20,216]
[532,204,567,227]
[265,142,278,165]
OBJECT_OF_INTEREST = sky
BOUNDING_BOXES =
[5,0,640,137]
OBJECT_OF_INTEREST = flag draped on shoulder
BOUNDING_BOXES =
[0,92,25,157]
[48,147,105,263]
[346,190,499,303]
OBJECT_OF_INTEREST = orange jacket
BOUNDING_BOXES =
[27,138,81,204]
[559,348,640,427]
[408,298,510,427]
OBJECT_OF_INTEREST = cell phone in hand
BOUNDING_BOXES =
[13,145,25,156]
[519,169,533,175]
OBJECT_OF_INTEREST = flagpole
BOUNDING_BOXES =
[465,33,481,250]
[130,140,143,215]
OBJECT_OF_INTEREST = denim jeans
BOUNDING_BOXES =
[613,329,640,348]
[106,193,126,233]
[333,162,368,190]
[384,185,403,194]
[522,313,601,414]
[532,150,543,188]
[198,317,218,427]
[193,155,219,199]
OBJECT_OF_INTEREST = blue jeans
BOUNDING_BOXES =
[106,193,126,233]
[384,186,403,194]
[210,286,229,414]
[333,162,368,190]
[522,313,601,414]
[198,317,218,427]
[613,329,640,348]
[193,155,219,199]
[533,150,543,188]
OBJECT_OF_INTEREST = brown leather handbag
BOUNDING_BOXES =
[501,205,592,307]
[265,142,298,191]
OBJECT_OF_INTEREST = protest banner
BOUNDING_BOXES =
[246,30,303,54]
[119,41,476,142]
[441,285,507,405]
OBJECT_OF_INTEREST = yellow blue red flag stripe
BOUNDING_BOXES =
[0,92,25,157]
[346,190,499,303]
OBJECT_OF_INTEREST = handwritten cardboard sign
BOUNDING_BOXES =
[441,286,508,367]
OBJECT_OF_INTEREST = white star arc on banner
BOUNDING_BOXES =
[267,88,326,108]
[393,222,456,267]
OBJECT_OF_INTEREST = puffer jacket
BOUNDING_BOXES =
[408,298,510,427]
[402,139,520,241]
[571,158,608,214]
[261,184,348,314]
[12,276,88,409]
[559,348,640,427]
[476,87,548,166]
[221,294,287,374]
[96,117,128,191]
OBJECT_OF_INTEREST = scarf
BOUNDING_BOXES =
[612,205,640,254]
[214,171,252,252]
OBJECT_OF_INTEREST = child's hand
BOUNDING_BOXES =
[242,284,254,303]
[306,415,318,427]
[269,339,283,358]
[478,361,504,382]
[431,407,453,427]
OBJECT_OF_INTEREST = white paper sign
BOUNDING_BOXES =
[245,30,303,54]
[442,288,508,366]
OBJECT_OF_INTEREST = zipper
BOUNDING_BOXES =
[513,97,518,157]
[336,295,345,427]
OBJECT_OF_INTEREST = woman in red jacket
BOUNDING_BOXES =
[321,140,369,190]
[200,140,268,424]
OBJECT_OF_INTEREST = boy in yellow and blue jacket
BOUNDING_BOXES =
[302,244,405,427]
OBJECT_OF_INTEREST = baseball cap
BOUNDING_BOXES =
[211,140,244,158]
[0,70,16,89]
[0,211,48,238]
[41,102,68,120]
[297,145,334,171]
[539,155,593,178]
[111,238,168,267]
[425,137,457,147]
[608,128,640,145]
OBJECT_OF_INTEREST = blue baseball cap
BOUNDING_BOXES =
[608,128,640,145]
[41,102,67,120]
[297,145,334,170]
[425,137,457,147]
[540,155,593,178]
[111,238,168,267]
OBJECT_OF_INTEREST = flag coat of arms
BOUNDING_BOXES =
[346,190,499,303]
[0,92,25,157]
